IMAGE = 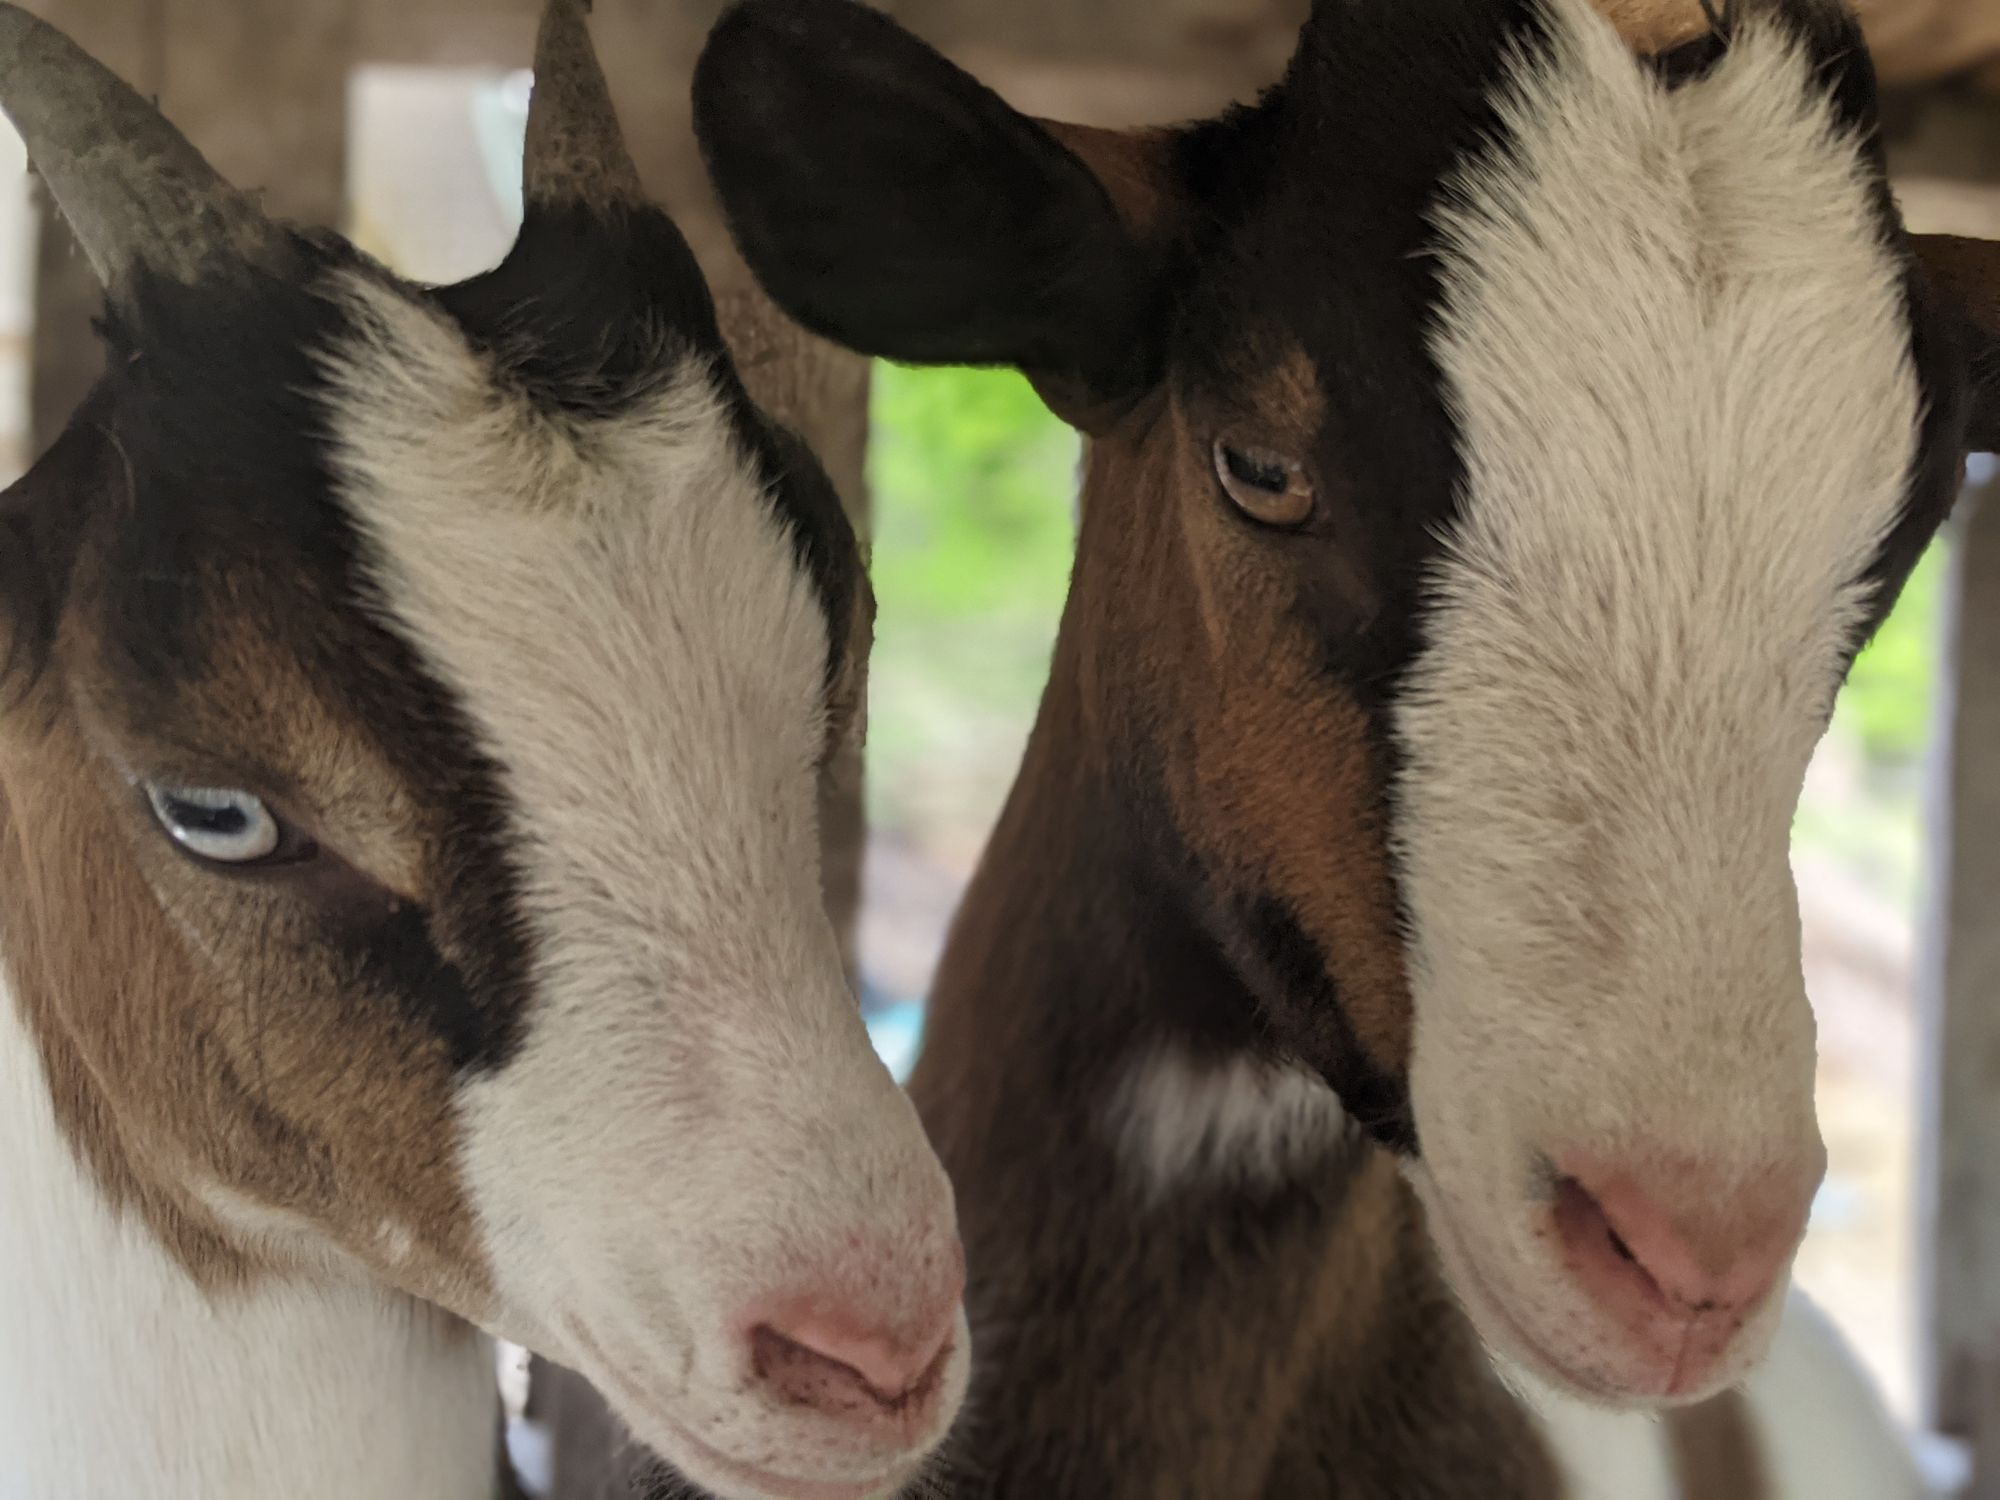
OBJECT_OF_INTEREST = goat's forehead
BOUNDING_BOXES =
[87,265,836,756]
[1393,3,1935,915]
[320,283,835,897]
[320,279,831,672]
[1426,0,1923,628]
[1189,0,1932,612]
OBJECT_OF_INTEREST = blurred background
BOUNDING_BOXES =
[8,0,2000,1493]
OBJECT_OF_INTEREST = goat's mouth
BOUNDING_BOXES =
[569,1323,939,1500]
[1410,1167,1781,1408]
[1416,1178,1641,1401]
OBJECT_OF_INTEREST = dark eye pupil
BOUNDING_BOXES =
[166,798,247,837]
[1223,446,1289,493]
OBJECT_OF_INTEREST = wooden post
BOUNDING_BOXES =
[1920,480,2000,1498]
[27,0,356,455]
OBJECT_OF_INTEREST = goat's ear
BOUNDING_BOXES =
[694,0,1171,426]
[1914,235,2000,456]
[0,497,36,696]
[0,436,86,702]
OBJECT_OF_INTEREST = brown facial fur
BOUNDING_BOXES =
[1076,394,1413,1085]
[909,395,1540,1494]
[0,351,536,1313]
[1590,0,1715,52]
[0,625,491,1311]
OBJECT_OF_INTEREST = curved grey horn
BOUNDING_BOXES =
[524,0,646,210]
[0,2,280,291]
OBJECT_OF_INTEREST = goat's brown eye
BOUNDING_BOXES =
[1214,440,1315,529]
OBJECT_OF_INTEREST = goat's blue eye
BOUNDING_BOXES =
[144,784,283,865]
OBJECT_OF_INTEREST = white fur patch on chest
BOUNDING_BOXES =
[1105,1046,1354,1197]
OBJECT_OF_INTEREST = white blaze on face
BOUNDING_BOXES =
[317,276,965,1484]
[1397,0,1920,1394]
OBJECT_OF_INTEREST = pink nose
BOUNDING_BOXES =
[750,1303,959,1433]
[1552,1151,1818,1391]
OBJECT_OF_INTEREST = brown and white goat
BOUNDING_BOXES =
[0,5,967,1498]
[696,0,2000,1493]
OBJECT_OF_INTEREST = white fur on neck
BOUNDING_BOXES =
[1107,1046,1353,1197]
[0,990,499,1500]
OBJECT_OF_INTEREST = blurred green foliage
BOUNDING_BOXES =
[1835,544,1943,768]
[864,364,1079,854]
[1793,540,1946,906]
[869,363,1078,625]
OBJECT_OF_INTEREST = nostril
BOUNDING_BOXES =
[750,1313,955,1422]
[1552,1156,1811,1321]
[1554,1173,1672,1313]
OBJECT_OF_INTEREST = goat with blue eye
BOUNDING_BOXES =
[0,3,967,1499]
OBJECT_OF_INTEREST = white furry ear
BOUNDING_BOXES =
[1912,233,2000,454]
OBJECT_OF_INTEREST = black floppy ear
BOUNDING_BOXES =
[0,391,102,699]
[694,0,1170,424]
[1913,235,2000,456]
[0,490,42,694]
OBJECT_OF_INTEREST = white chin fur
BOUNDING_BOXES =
[616,1327,969,1500]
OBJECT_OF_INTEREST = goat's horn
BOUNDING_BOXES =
[1309,1,1719,54]
[0,2,280,293]
[1589,0,1727,52]
[524,0,646,209]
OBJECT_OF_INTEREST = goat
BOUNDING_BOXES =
[695,0,1999,1493]
[0,4,967,1498]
